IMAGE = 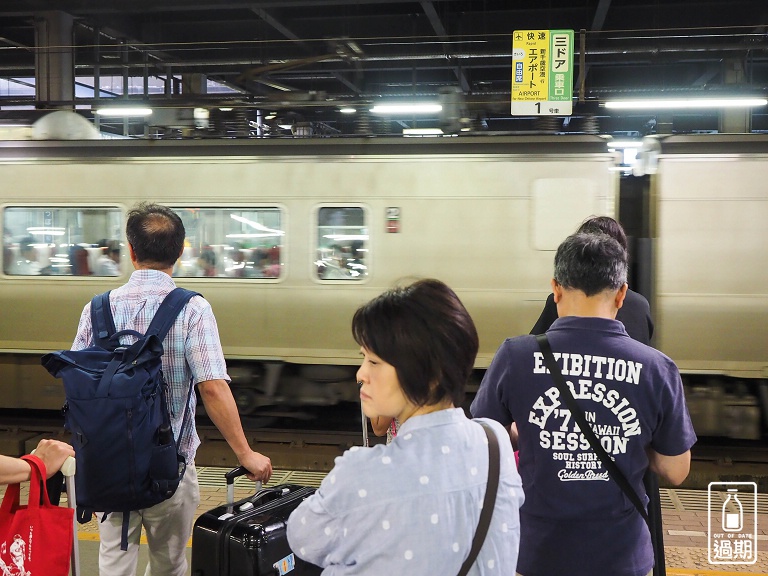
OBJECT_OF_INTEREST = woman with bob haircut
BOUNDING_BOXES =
[287,278,524,575]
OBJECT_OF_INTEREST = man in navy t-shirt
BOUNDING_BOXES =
[471,232,696,576]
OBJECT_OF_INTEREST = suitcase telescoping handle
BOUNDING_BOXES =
[61,457,80,576]
[225,465,263,506]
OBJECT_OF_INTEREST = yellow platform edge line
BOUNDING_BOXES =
[76,532,767,566]
[77,532,193,548]
[667,569,768,576]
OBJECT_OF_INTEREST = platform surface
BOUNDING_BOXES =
[3,467,766,575]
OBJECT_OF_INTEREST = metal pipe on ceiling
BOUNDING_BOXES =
[69,41,768,70]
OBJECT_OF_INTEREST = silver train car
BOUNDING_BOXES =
[640,135,768,439]
[0,135,765,437]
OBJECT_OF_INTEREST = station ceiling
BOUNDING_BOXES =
[1,0,767,136]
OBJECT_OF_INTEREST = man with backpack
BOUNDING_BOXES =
[70,202,272,576]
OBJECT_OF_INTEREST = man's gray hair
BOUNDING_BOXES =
[553,232,628,296]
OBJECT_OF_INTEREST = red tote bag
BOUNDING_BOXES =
[0,454,74,576]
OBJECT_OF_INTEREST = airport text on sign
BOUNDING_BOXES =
[511,29,574,116]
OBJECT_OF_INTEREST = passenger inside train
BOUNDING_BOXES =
[12,236,42,275]
[197,247,218,277]
[93,239,121,276]
[226,244,251,278]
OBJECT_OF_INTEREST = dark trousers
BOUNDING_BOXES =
[644,471,666,576]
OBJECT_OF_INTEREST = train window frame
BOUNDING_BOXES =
[312,204,370,284]
[169,204,287,282]
[2,203,125,279]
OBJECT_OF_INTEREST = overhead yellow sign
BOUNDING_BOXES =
[511,29,573,116]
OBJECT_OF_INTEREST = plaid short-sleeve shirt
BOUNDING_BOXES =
[72,269,230,460]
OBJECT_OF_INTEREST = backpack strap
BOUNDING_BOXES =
[90,291,117,349]
[145,288,201,341]
[146,287,201,460]
[90,291,144,350]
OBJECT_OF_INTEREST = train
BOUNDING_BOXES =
[0,134,765,439]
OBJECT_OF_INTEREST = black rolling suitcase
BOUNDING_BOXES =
[191,466,322,576]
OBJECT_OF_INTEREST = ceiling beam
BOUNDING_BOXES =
[591,0,612,32]
[575,0,613,100]
[251,7,305,46]
[250,6,363,94]
[0,0,477,16]
[420,1,469,91]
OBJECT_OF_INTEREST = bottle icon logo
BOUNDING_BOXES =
[721,489,742,532]
[708,482,757,565]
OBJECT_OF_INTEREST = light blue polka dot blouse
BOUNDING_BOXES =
[287,407,524,575]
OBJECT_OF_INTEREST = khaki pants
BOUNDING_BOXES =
[97,464,200,576]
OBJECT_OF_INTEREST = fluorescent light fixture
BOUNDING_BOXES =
[339,107,356,114]
[370,103,442,114]
[605,98,768,110]
[322,234,369,241]
[229,214,284,236]
[26,226,65,236]
[622,148,639,165]
[607,140,643,149]
[403,127,444,136]
[258,79,293,92]
[95,107,153,117]
[225,233,282,239]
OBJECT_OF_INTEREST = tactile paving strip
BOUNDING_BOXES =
[663,488,713,512]
[197,467,327,489]
[661,487,768,513]
[69,467,328,534]
[665,546,768,574]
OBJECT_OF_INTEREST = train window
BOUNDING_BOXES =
[2,206,122,276]
[315,206,368,281]
[172,207,284,279]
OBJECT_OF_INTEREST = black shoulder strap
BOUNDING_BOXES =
[535,333,650,526]
[90,291,117,348]
[457,422,500,576]
[145,288,201,341]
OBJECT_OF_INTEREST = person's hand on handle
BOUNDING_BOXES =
[32,439,75,478]
[239,450,273,484]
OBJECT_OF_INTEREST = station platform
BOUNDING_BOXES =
[2,467,766,575]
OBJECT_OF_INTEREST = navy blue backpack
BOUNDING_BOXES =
[41,287,200,549]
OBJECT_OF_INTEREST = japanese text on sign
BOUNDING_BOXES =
[511,29,573,116]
